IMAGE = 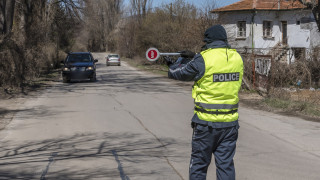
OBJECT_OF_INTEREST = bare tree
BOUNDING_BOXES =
[0,0,87,88]
[82,0,122,51]
[57,0,83,20]
[302,0,320,31]
[199,0,218,32]
[130,0,152,19]
[317,0,320,31]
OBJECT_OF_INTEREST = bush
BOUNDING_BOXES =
[116,0,216,58]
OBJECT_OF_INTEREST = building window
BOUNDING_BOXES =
[292,48,305,60]
[263,21,273,38]
[237,21,246,38]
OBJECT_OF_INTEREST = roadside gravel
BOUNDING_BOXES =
[0,70,60,130]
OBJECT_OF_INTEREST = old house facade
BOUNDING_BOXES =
[213,0,320,63]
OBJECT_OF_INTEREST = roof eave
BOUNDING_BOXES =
[211,8,310,13]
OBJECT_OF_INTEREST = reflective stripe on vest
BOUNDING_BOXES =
[195,102,239,110]
[192,48,243,123]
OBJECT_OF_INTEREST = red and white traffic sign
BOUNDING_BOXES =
[146,47,181,61]
[146,48,160,61]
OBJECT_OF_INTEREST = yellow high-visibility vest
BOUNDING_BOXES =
[192,48,243,122]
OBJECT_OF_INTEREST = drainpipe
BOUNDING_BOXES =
[251,11,256,49]
[278,0,280,10]
[252,0,257,49]
[251,10,256,89]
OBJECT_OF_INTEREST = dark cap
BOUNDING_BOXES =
[203,25,228,43]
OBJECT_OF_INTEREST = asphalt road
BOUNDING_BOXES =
[0,53,319,180]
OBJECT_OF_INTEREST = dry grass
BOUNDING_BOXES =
[289,90,320,105]
[260,88,320,119]
[124,57,169,76]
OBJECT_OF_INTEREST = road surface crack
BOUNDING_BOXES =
[125,110,184,180]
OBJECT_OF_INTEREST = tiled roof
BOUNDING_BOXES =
[213,0,309,12]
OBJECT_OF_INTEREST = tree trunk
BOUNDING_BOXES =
[316,0,320,31]
[0,0,15,34]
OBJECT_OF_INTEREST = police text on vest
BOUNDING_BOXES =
[213,73,240,82]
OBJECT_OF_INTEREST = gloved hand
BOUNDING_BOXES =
[163,56,173,67]
[191,122,196,128]
[179,50,196,58]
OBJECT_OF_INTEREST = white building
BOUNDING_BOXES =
[213,0,320,63]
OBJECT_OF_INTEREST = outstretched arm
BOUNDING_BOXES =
[168,54,205,82]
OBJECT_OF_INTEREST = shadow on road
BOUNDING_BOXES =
[51,67,191,96]
[0,132,181,179]
[0,62,190,179]
[0,108,32,117]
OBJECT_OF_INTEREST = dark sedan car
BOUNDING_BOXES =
[61,52,98,83]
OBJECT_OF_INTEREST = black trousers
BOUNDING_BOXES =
[189,124,239,180]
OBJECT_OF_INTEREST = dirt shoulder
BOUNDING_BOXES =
[0,69,61,130]
[239,91,320,122]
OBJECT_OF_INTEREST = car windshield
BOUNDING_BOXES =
[67,54,92,63]
[108,55,119,58]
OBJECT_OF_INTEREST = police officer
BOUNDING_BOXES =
[168,25,243,180]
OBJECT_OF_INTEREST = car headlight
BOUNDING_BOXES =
[63,67,70,71]
[87,67,93,70]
